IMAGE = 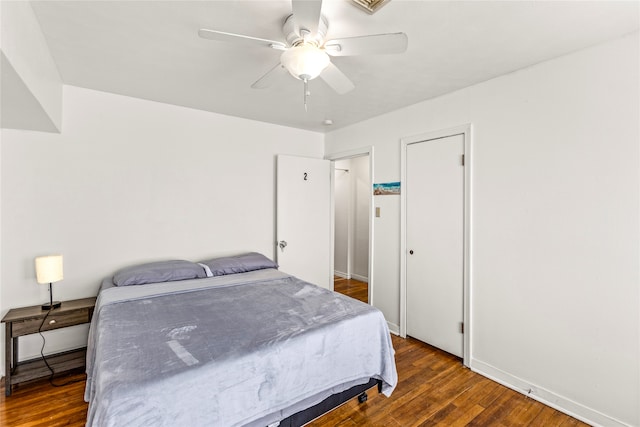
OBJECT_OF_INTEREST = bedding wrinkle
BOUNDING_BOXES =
[166,340,200,366]
[258,371,276,399]
[165,325,197,340]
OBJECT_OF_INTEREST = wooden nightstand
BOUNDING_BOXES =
[2,297,96,396]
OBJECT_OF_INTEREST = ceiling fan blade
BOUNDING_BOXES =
[324,32,408,56]
[319,62,355,95]
[198,29,286,50]
[251,63,287,89]
[291,0,323,37]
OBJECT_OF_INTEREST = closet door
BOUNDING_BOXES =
[406,134,464,357]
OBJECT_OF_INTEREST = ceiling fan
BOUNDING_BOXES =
[198,0,408,108]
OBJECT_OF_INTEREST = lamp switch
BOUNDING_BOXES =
[375,207,381,217]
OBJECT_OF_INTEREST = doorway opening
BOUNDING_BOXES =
[327,148,374,305]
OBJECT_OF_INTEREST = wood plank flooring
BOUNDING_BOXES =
[334,276,368,303]
[309,336,588,427]
[0,369,88,427]
[0,336,588,427]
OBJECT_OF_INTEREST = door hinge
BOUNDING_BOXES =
[459,322,464,334]
[461,154,465,166]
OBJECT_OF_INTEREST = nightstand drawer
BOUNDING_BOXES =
[11,309,90,336]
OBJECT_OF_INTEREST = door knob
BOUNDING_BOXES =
[409,250,414,255]
[278,240,288,251]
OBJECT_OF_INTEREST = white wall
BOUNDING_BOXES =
[325,33,639,427]
[0,1,62,132]
[351,155,369,280]
[0,85,323,371]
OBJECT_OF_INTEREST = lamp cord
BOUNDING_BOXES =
[38,308,85,387]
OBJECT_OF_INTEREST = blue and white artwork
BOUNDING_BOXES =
[373,182,400,195]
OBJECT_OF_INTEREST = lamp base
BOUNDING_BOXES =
[42,301,61,310]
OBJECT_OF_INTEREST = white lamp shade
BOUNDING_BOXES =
[35,255,64,284]
[280,44,330,81]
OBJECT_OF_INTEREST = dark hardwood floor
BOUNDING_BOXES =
[334,276,368,303]
[309,336,588,426]
[0,369,88,427]
[0,335,588,427]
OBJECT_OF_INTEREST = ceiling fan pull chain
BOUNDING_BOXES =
[304,78,309,112]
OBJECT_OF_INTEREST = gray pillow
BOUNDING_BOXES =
[113,260,207,286]
[199,252,278,277]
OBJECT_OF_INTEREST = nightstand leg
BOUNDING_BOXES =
[5,323,11,396]
[12,337,18,374]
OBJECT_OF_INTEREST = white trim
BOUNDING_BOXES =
[329,161,335,291]
[351,273,368,283]
[400,124,472,368]
[346,164,353,279]
[470,359,633,427]
[387,321,400,336]
[326,147,375,306]
[334,271,368,282]
[333,271,349,279]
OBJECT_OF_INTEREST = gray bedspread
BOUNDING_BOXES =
[84,269,397,426]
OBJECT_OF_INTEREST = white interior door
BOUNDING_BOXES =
[406,134,465,357]
[277,155,332,289]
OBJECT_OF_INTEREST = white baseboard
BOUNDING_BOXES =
[351,273,368,283]
[470,359,632,427]
[387,321,400,335]
[333,271,369,283]
[333,271,349,279]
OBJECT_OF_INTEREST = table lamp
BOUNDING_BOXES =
[35,254,63,310]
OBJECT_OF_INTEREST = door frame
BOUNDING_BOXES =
[326,146,375,305]
[400,124,472,366]
[332,159,352,280]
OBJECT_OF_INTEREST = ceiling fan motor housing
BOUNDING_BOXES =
[283,13,328,47]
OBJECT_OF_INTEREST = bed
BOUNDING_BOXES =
[84,254,397,426]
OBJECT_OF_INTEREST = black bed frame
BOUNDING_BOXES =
[277,378,382,427]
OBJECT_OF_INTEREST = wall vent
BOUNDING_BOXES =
[350,0,391,14]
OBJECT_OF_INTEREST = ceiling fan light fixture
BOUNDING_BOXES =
[280,44,330,81]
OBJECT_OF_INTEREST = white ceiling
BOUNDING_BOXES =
[30,0,639,132]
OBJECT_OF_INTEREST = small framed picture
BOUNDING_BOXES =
[373,182,400,195]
